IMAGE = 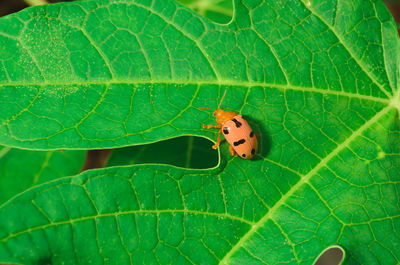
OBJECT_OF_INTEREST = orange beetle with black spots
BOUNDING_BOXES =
[201,90,258,159]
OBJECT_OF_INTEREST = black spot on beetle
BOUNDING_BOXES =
[250,131,254,138]
[242,154,246,158]
[233,139,246,146]
[223,127,229,135]
[232,118,242,128]
[251,148,255,155]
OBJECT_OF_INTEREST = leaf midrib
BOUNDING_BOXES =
[0,209,254,243]
[0,80,389,104]
[218,104,393,264]
[2,0,395,102]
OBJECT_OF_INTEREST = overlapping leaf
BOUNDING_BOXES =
[0,0,399,264]
[0,146,84,204]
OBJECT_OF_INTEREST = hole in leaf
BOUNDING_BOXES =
[178,0,233,24]
[106,136,218,169]
[314,246,345,265]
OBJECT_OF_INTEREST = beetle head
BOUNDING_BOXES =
[213,109,224,117]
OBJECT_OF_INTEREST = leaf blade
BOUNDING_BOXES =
[0,0,399,264]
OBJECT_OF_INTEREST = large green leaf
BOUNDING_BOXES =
[0,0,399,264]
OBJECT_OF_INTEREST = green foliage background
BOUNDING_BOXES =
[0,0,399,264]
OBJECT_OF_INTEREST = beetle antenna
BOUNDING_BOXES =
[217,89,227,109]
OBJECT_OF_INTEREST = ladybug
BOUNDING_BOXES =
[201,90,258,159]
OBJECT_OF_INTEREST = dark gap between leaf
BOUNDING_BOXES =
[82,136,218,171]
[0,0,74,17]
[314,246,344,265]
[0,0,28,17]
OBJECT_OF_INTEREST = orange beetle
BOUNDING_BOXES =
[201,91,258,159]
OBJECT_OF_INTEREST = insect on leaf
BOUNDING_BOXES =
[0,0,399,264]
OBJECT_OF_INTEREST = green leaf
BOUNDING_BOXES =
[0,0,400,264]
[0,0,397,148]
[0,147,85,204]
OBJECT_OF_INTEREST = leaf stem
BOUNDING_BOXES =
[23,0,49,6]
[81,149,113,172]
[0,147,11,160]
[185,136,194,168]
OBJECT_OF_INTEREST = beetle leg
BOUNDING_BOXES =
[202,125,222,149]
[212,128,222,149]
[229,145,237,156]
[203,124,222,129]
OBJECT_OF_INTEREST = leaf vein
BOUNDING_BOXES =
[219,105,392,264]
[299,0,393,98]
